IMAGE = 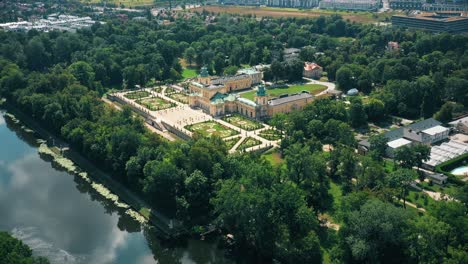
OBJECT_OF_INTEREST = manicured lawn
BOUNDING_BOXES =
[124,90,150,100]
[136,97,175,111]
[224,136,241,149]
[222,114,263,131]
[258,129,282,140]
[182,68,197,79]
[237,137,262,151]
[241,83,326,101]
[185,121,239,138]
[167,93,188,104]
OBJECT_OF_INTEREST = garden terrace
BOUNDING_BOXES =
[258,129,282,140]
[185,121,239,138]
[167,93,188,104]
[222,114,264,131]
[124,90,151,100]
[136,97,176,111]
[224,136,242,149]
[237,137,262,152]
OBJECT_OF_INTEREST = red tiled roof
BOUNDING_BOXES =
[304,62,322,71]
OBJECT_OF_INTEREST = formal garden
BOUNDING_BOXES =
[222,114,263,131]
[167,92,188,104]
[224,136,242,149]
[124,90,151,100]
[258,129,282,140]
[136,97,176,111]
[237,137,262,152]
[153,87,163,93]
[185,121,239,138]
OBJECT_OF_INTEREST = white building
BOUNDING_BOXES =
[319,0,381,11]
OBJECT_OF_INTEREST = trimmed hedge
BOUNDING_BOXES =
[435,153,468,185]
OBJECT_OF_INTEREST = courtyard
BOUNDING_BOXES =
[185,120,239,138]
[136,97,176,111]
[222,114,263,131]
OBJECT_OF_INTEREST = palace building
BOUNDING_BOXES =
[188,66,315,119]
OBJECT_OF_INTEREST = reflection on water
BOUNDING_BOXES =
[0,111,229,264]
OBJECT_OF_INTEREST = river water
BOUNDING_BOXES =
[0,110,230,264]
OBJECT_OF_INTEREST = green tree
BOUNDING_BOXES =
[368,134,388,161]
[406,215,451,263]
[68,61,95,88]
[434,102,453,124]
[387,168,417,208]
[348,98,368,128]
[183,47,196,66]
[336,66,353,91]
[223,65,239,76]
[0,231,50,264]
[341,199,410,263]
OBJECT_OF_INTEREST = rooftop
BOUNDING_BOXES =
[387,138,412,149]
[268,93,313,106]
[422,125,449,136]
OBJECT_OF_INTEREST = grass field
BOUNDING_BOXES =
[185,121,239,138]
[190,6,397,24]
[124,91,150,100]
[237,137,262,151]
[258,129,282,140]
[182,68,197,80]
[136,97,175,111]
[241,83,326,101]
[222,114,263,131]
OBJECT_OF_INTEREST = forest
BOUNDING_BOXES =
[0,9,467,263]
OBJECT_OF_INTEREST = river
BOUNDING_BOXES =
[0,109,230,264]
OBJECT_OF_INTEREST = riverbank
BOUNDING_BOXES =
[1,101,186,239]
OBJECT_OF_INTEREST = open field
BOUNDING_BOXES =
[222,114,263,131]
[190,6,396,24]
[124,90,151,100]
[241,83,326,101]
[237,137,262,151]
[136,97,175,111]
[185,120,239,138]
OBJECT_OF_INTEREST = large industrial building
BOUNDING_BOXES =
[392,12,468,33]
[188,67,315,118]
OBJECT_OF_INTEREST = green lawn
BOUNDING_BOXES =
[182,68,197,80]
[136,97,175,111]
[241,84,326,101]
[237,137,262,151]
[222,114,263,131]
[124,90,150,100]
[139,207,151,219]
[185,121,239,138]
